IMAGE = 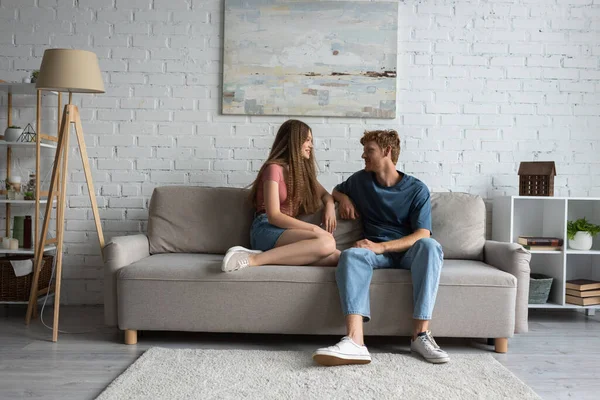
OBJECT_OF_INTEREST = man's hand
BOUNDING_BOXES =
[339,194,359,220]
[353,239,385,254]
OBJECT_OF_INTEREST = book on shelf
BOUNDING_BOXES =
[565,295,600,306]
[565,289,600,298]
[522,245,562,251]
[517,236,564,246]
[565,279,600,291]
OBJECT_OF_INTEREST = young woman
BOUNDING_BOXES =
[221,119,340,272]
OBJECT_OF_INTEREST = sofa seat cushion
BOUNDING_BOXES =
[117,254,516,337]
[118,254,515,288]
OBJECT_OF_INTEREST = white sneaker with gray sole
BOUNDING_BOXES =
[312,336,371,366]
[410,330,450,364]
[221,246,262,272]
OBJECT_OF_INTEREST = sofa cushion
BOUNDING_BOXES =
[118,254,515,288]
[117,254,516,337]
[431,192,486,260]
[148,186,254,254]
[146,186,487,258]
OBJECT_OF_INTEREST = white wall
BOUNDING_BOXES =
[0,0,599,304]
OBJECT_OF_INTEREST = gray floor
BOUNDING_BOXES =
[1,305,599,400]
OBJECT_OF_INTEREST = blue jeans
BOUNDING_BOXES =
[336,238,444,321]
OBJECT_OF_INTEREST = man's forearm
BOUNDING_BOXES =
[381,230,431,253]
[332,189,347,203]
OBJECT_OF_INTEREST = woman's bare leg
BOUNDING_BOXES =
[249,229,338,266]
[311,249,340,266]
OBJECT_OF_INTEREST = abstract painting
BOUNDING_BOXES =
[222,0,398,118]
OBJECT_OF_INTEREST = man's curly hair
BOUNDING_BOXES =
[360,130,400,164]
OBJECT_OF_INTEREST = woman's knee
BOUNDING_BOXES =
[316,235,337,257]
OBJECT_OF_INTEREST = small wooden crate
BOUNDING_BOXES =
[518,161,556,196]
[0,255,53,302]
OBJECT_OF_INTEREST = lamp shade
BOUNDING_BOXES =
[35,49,105,94]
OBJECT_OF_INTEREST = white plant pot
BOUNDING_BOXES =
[569,231,593,251]
[4,127,22,142]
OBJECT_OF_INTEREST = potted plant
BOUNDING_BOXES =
[567,218,600,250]
[30,70,40,83]
[4,125,22,142]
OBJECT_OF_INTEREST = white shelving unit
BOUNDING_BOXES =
[493,196,600,312]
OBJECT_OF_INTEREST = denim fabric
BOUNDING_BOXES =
[335,238,444,321]
[250,213,286,251]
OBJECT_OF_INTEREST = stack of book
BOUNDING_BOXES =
[517,236,563,251]
[565,280,600,306]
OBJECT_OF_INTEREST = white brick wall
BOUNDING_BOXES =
[0,0,599,304]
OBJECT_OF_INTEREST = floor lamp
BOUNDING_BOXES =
[25,49,106,342]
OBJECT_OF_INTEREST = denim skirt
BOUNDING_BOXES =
[250,213,286,251]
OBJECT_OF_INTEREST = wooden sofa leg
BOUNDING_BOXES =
[124,329,137,345]
[494,338,508,353]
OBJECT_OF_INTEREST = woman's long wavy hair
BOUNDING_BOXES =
[249,119,321,217]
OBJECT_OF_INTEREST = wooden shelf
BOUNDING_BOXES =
[0,245,56,255]
[0,199,56,204]
[0,140,57,149]
[0,83,57,95]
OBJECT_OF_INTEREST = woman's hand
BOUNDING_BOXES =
[312,225,332,237]
[322,203,337,233]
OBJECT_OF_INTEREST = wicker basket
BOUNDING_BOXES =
[529,273,553,304]
[0,255,53,302]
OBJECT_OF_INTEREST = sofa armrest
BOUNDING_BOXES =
[484,240,531,334]
[103,234,150,326]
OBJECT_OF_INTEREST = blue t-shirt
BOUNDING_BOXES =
[334,170,432,243]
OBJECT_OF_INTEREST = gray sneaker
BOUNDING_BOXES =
[410,330,450,364]
[221,246,261,272]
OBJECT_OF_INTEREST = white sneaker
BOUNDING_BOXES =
[410,330,450,364]
[221,246,261,272]
[312,336,371,366]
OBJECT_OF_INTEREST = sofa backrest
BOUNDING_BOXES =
[431,192,486,260]
[147,186,486,260]
[148,186,253,254]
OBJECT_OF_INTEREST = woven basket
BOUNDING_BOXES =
[529,273,553,304]
[0,255,53,302]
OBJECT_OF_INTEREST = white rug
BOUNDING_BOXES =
[96,347,540,400]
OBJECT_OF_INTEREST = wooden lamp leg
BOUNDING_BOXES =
[25,108,69,325]
[26,104,105,342]
[51,106,71,343]
[73,109,105,250]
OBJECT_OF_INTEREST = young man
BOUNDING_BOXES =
[312,129,448,365]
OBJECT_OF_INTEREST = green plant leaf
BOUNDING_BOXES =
[567,217,600,239]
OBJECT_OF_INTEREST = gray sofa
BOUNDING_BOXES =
[103,186,531,352]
